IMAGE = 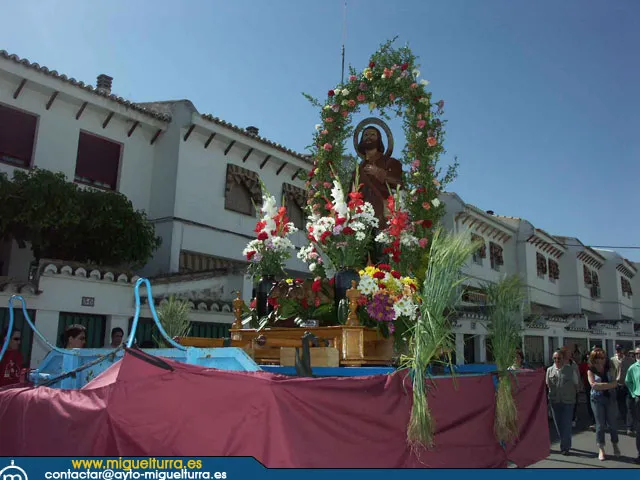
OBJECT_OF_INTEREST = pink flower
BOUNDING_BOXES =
[417,120,426,129]
[411,159,420,170]
[359,82,368,91]
[325,117,334,123]
[323,143,333,151]
[323,182,332,188]
[389,93,396,101]
[422,202,431,211]
[321,129,328,135]
[357,93,366,102]
[427,136,437,147]
[349,75,357,82]
[348,99,356,107]
[341,110,348,118]
[419,238,429,248]
[410,83,418,89]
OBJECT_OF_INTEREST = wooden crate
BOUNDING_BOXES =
[280,347,340,367]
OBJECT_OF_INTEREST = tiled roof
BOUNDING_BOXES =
[0,50,171,122]
[200,114,312,164]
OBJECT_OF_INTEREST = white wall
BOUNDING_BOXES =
[0,73,158,213]
[523,243,561,309]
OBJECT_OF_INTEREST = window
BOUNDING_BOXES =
[489,242,503,271]
[536,253,547,278]
[548,259,560,283]
[471,234,486,265]
[282,182,308,231]
[224,164,262,216]
[225,182,255,216]
[75,132,121,190]
[0,104,37,167]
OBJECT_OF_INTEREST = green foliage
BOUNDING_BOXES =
[0,168,161,268]
[399,228,481,449]
[153,296,192,348]
[483,274,527,444]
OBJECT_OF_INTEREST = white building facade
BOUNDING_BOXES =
[439,194,639,366]
[0,51,311,366]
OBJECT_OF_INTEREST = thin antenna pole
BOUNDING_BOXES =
[341,0,347,85]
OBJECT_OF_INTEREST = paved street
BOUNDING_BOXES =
[528,399,639,468]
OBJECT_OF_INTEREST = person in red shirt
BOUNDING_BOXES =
[0,327,24,387]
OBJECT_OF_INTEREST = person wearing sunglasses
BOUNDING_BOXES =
[0,327,24,388]
[624,347,640,464]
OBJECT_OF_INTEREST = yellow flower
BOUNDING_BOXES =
[285,279,294,285]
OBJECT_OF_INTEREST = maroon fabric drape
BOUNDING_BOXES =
[0,352,549,468]
[506,369,551,466]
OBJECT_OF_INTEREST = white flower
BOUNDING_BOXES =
[355,232,365,241]
[394,297,418,320]
[309,263,317,272]
[432,198,441,208]
[315,124,322,130]
[420,79,430,86]
[358,274,379,295]
[324,105,332,110]
[412,69,421,78]
[342,89,350,96]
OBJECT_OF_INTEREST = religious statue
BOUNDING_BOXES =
[352,118,403,264]
[353,118,403,228]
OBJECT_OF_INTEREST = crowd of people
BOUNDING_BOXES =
[546,344,640,463]
[0,325,128,387]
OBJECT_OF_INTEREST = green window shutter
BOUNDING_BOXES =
[189,321,231,339]
[57,312,106,348]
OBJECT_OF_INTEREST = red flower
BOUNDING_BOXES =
[295,278,304,284]
[250,298,257,309]
[401,62,409,71]
[391,270,401,279]
[312,278,322,293]
[373,271,385,280]
[320,231,332,244]
[425,219,433,228]
[254,220,266,232]
[257,232,268,241]
[335,217,347,226]
[328,90,335,97]
[369,61,375,68]
[301,298,309,309]
[246,251,256,260]
[357,295,368,306]
[329,277,335,287]
[267,297,279,309]
[378,264,391,272]
[342,226,355,235]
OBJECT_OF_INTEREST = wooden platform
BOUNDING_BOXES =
[230,325,395,367]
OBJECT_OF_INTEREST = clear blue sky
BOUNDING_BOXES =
[2,0,638,261]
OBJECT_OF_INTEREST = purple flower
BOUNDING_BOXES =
[366,292,395,323]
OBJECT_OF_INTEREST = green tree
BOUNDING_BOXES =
[0,168,161,268]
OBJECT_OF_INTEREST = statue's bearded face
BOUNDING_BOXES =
[362,127,379,147]
[358,126,384,154]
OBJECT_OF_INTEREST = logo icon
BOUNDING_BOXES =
[0,460,28,480]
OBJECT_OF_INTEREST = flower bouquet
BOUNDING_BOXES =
[355,264,419,348]
[242,184,298,319]
[298,175,379,275]
[267,277,336,326]
[242,186,298,279]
